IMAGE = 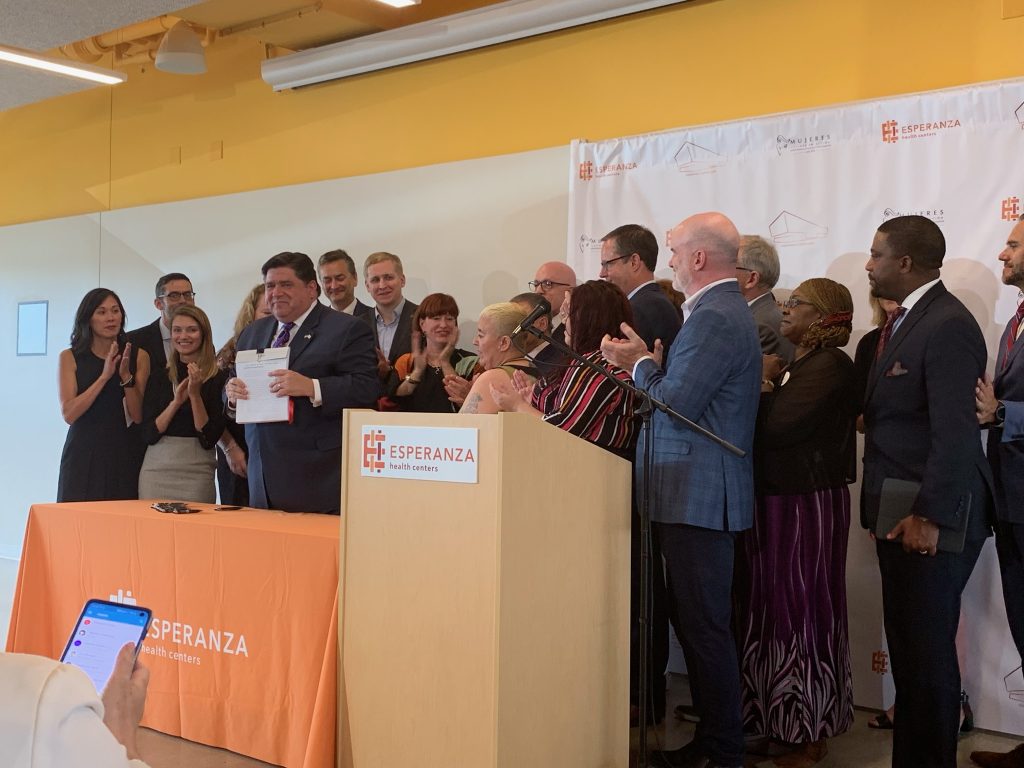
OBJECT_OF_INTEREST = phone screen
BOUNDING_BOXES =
[59,599,152,692]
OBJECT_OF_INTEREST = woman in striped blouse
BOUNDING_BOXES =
[490,279,638,458]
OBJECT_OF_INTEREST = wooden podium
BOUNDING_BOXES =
[338,411,631,768]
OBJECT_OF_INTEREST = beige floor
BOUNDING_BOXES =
[2,555,1021,767]
[636,672,1024,768]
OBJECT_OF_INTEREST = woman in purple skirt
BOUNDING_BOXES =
[735,277,857,767]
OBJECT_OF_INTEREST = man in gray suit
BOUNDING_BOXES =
[603,212,761,768]
[736,235,795,361]
[973,214,1024,768]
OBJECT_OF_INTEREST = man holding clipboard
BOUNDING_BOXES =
[225,252,380,514]
[861,216,993,768]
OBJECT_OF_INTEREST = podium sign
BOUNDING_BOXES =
[359,424,479,483]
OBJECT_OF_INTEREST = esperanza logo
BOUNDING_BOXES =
[881,118,961,143]
[362,429,386,473]
[578,160,638,181]
[1002,197,1021,222]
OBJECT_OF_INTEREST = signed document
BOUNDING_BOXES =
[235,348,291,423]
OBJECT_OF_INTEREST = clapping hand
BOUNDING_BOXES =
[117,342,133,383]
[101,341,122,381]
[489,377,524,413]
[510,369,534,401]
[186,361,203,398]
[444,372,474,405]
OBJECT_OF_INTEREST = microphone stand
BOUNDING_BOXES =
[518,324,743,768]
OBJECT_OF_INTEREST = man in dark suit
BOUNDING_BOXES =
[363,251,418,365]
[126,273,196,493]
[603,212,761,768]
[861,215,992,768]
[225,252,379,515]
[600,223,681,356]
[318,249,371,317]
[736,234,795,361]
[972,214,1024,768]
[599,223,680,727]
[127,272,196,374]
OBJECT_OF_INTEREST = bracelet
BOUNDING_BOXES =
[404,374,421,385]
[119,375,135,389]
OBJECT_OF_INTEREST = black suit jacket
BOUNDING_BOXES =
[629,282,681,356]
[365,300,418,364]
[861,282,993,537]
[988,313,1024,524]
[236,302,380,514]
[127,318,167,372]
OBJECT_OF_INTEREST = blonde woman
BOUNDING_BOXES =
[139,305,227,502]
[457,302,537,415]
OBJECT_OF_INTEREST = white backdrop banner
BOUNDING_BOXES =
[568,78,1024,734]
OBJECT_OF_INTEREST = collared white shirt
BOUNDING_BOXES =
[375,298,406,360]
[892,278,941,334]
[632,277,737,378]
[336,298,357,315]
[626,279,656,300]
[160,319,172,361]
[274,301,322,407]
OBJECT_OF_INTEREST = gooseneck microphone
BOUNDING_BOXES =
[511,298,551,337]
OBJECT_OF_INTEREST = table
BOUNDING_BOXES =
[5,501,339,768]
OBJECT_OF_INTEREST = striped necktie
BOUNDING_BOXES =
[1003,300,1024,369]
[271,322,295,348]
[875,306,906,361]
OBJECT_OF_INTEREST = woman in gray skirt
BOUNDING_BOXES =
[139,305,227,503]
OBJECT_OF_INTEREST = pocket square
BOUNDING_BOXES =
[885,360,908,377]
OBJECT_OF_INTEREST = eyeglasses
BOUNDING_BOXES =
[735,266,754,273]
[528,280,571,291]
[781,297,813,309]
[159,291,196,301]
[599,254,631,269]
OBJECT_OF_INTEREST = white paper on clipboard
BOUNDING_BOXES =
[235,347,290,423]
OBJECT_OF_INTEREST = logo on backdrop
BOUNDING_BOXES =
[775,133,832,156]
[362,429,386,473]
[577,234,602,254]
[882,207,946,224]
[768,211,828,245]
[1002,197,1021,221]
[1015,101,1024,130]
[109,588,138,606]
[871,649,889,675]
[880,117,962,143]
[674,141,726,175]
[577,159,638,181]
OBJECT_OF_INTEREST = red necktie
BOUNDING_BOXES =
[875,307,906,361]
[1003,300,1024,369]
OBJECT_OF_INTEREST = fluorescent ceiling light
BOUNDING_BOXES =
[0,43,126,85]
[376,0,422,6]
[263,0,689,91]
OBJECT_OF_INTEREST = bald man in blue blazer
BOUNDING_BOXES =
[603,212,761,768]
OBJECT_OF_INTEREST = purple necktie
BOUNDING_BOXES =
[271,322,295,348]
[1003,300,1024,369]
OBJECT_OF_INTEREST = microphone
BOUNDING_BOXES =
[511,298,551,337]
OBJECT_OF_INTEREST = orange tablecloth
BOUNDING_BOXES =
[6,501,339,768]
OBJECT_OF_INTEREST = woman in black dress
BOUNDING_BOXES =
[388,293,473,413]
[57,288,150,502]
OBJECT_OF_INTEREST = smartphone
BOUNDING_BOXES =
[59,599,152,692]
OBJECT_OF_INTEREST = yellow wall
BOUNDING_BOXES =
[2,0,1023,227]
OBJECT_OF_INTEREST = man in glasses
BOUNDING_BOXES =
[736,235,794,362]
[529,262,576,347]
[128,273,197,372]
[600,224,680,357]
[126,272,196,494]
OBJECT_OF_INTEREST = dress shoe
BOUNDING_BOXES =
[649,739,702,767]
[672,703,701,722]
[970,743,1024,768]
[960,689,974,734]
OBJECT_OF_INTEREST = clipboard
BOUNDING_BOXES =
[873,477,969,554]
[235,347,291,423]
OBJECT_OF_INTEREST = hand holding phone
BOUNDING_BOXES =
[59,599,152,693]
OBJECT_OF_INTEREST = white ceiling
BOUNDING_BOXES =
[0,0,201,110]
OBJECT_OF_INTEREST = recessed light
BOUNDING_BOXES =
[375,0,421,7]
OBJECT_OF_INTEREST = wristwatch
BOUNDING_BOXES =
[995,401,1006,427]
[404,374,420,385]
